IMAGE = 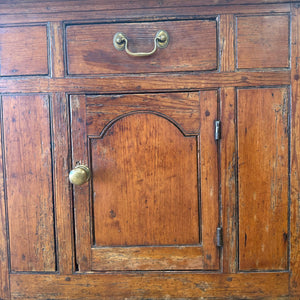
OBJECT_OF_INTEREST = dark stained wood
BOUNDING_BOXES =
[0,71,291,93]
[0,97,10,299]
[10,273,289,299]
[66,20,217,75]
[220,87,237,273]
[3,94,56,272]
[0,0,295,15]
[69,95,91,272]
[50,22,65,78]
[219,15,235,72]
[290,4,300,296]
[0,4,290,24]
[238,88,289,271]
[0,25,48,76]
[237,15,290,69]
[92,113,199,247]
[51,93,73,274]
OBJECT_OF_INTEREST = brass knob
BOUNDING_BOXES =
[69,165,91,186]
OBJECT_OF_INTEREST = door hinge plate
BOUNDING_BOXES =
[214,120,221,140]
[216,227,223,247]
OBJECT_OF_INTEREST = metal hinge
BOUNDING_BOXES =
[214,120,221,141]
[216,227,223,247]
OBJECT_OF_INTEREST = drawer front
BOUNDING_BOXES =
[0,25,48,76]
[66,19,217,75]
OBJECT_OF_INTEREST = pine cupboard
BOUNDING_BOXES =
[0,1,300,299]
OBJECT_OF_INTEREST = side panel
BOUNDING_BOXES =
[238,88,289,271]
[3,94,56,272]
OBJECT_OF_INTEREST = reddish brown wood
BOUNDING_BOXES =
[0,71,291,93]
[51,93,73,274]
[92,113,199,247]
[50,22,65,78]
[0,4,290,24]
[290,4,300,296]
[86,92,201,136]
[221,87,237,273]
[10,273,289,299]
[238,88,289,271]
[0,0,294,15]
[0,25,48,76]
[237,15,290,69]
[199,90,219,269]
[70,95,91,272]
[3,94,56,272]
[0,97,10,299]
[220,15,235,72]
[71,91,219,271]
[66,20,217,75]
[0,1,298,298]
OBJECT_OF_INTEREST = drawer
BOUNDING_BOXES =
[66,19,217,75]
[0,25,48,76]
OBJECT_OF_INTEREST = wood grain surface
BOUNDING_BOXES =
[66,20,217,75]
[70,95,91,272]
[92,113,199,247]
[0,1,298,298]
[0,71,291,93]
[238,88,289,271]
[0,96,10,300]
[2,94,56,272]
[0,4,290,24]
[71,91,219,272]
[86,92,202,136]
[221,87,237,273]
[290,4,300,296]
[0,25,48,76]
[51,93,74,274]
[10,272,289,299]
[237,15,290,69]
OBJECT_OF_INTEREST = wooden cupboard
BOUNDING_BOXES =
[0,1,300,298]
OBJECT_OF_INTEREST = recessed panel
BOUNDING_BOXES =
[238,87,289,271]
[237,15,289,69]
[0,26,48,76]
[92,113,199,246]
[3,95,55,272]
[70,91,219,271]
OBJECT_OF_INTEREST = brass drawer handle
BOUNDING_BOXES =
[113,30,169,57]
[69,164,91,186]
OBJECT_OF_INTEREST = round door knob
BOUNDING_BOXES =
[69,165,91,186]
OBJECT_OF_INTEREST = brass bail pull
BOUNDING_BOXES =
[113,30,169,57]
[69,164,91,186]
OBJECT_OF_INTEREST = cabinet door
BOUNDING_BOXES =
[70,91,219,271]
